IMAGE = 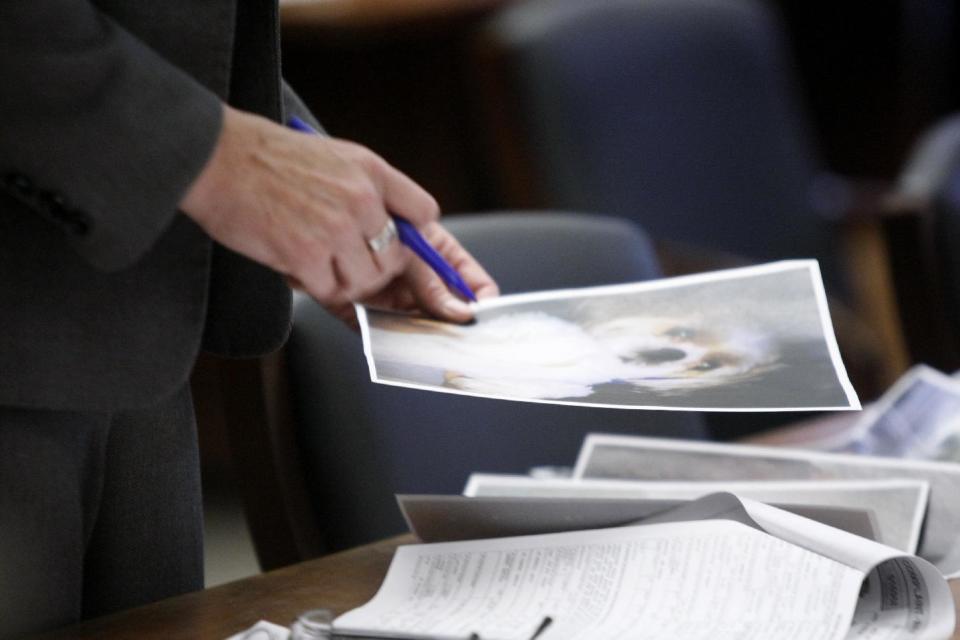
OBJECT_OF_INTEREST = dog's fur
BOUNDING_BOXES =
[371,310,779,400]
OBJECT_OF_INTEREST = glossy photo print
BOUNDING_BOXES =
[357,261,860,411]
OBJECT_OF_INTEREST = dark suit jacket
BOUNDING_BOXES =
[0,0,313,411]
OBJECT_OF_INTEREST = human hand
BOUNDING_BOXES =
[180,105,438,309]
[324,220,500,328]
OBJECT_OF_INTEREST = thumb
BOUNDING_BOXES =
[405,260,474,323]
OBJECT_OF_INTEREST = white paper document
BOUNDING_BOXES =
[810,365,960,462]
[333,495,955,640]
[460,475,928,554]
[398,493,880,545]
[573,433,960,573]
[357,261,860,411]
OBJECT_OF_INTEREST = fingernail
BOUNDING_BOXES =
[442,297,472,317]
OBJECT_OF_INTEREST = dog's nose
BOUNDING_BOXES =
[635,348,687,363]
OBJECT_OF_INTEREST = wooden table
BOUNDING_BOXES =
[33,532,960,639]
[33,414,960,639]
[35,536,409,640]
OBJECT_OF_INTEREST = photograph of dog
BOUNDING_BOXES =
[360,261,858,410]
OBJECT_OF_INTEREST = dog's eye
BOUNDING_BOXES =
[664,326,697,339]
[691,358,723,371]
[690,353,739,372]
[631,348,687,364]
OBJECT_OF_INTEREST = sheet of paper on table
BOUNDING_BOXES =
[573,433,960,573]
[398,492,880,545]
[807,364,960,462]
[334,494,955,640]
[457,475,927,554]
[357,261,860,411]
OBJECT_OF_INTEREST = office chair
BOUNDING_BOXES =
[474,0,896,434]
[882,113,960,371]
[478,0,842,280]
[284,212,707,553]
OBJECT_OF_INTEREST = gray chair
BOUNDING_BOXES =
[478,0,846,293]
[286,212,707,552]
[475,0,898,435]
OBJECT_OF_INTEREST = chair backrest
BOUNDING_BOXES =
[884,113,960,369]
[286,212,707,552]
[478,0,846,294]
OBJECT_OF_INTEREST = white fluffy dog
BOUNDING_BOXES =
[370,310,779,400]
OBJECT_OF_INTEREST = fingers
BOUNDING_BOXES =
[400,223,500,322]
[335,217,411,304]
[404,259,476,323]
[344,222,499,332]
[326,138,438,228]
[337,138,440,227]
[420,222,500,300]
[379,162,440,227]
[306,140,433,304]
[325,301,362,332]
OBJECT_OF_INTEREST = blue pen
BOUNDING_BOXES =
[287,115,477,302]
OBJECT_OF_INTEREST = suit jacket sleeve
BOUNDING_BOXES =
[0,0,223,272]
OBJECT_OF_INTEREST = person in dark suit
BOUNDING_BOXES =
[0,0,497,634]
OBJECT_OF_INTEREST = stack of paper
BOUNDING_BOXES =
[569,433,960,576]
[337,494,955,639]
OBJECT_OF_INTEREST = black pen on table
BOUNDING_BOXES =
[286,115,478,302]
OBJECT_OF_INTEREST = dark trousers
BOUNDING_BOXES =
[0,385,203,637]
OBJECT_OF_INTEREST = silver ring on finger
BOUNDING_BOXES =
[366,218,398,254]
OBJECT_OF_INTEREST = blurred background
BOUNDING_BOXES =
[278,0,957,210]
[198,0,960,586]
